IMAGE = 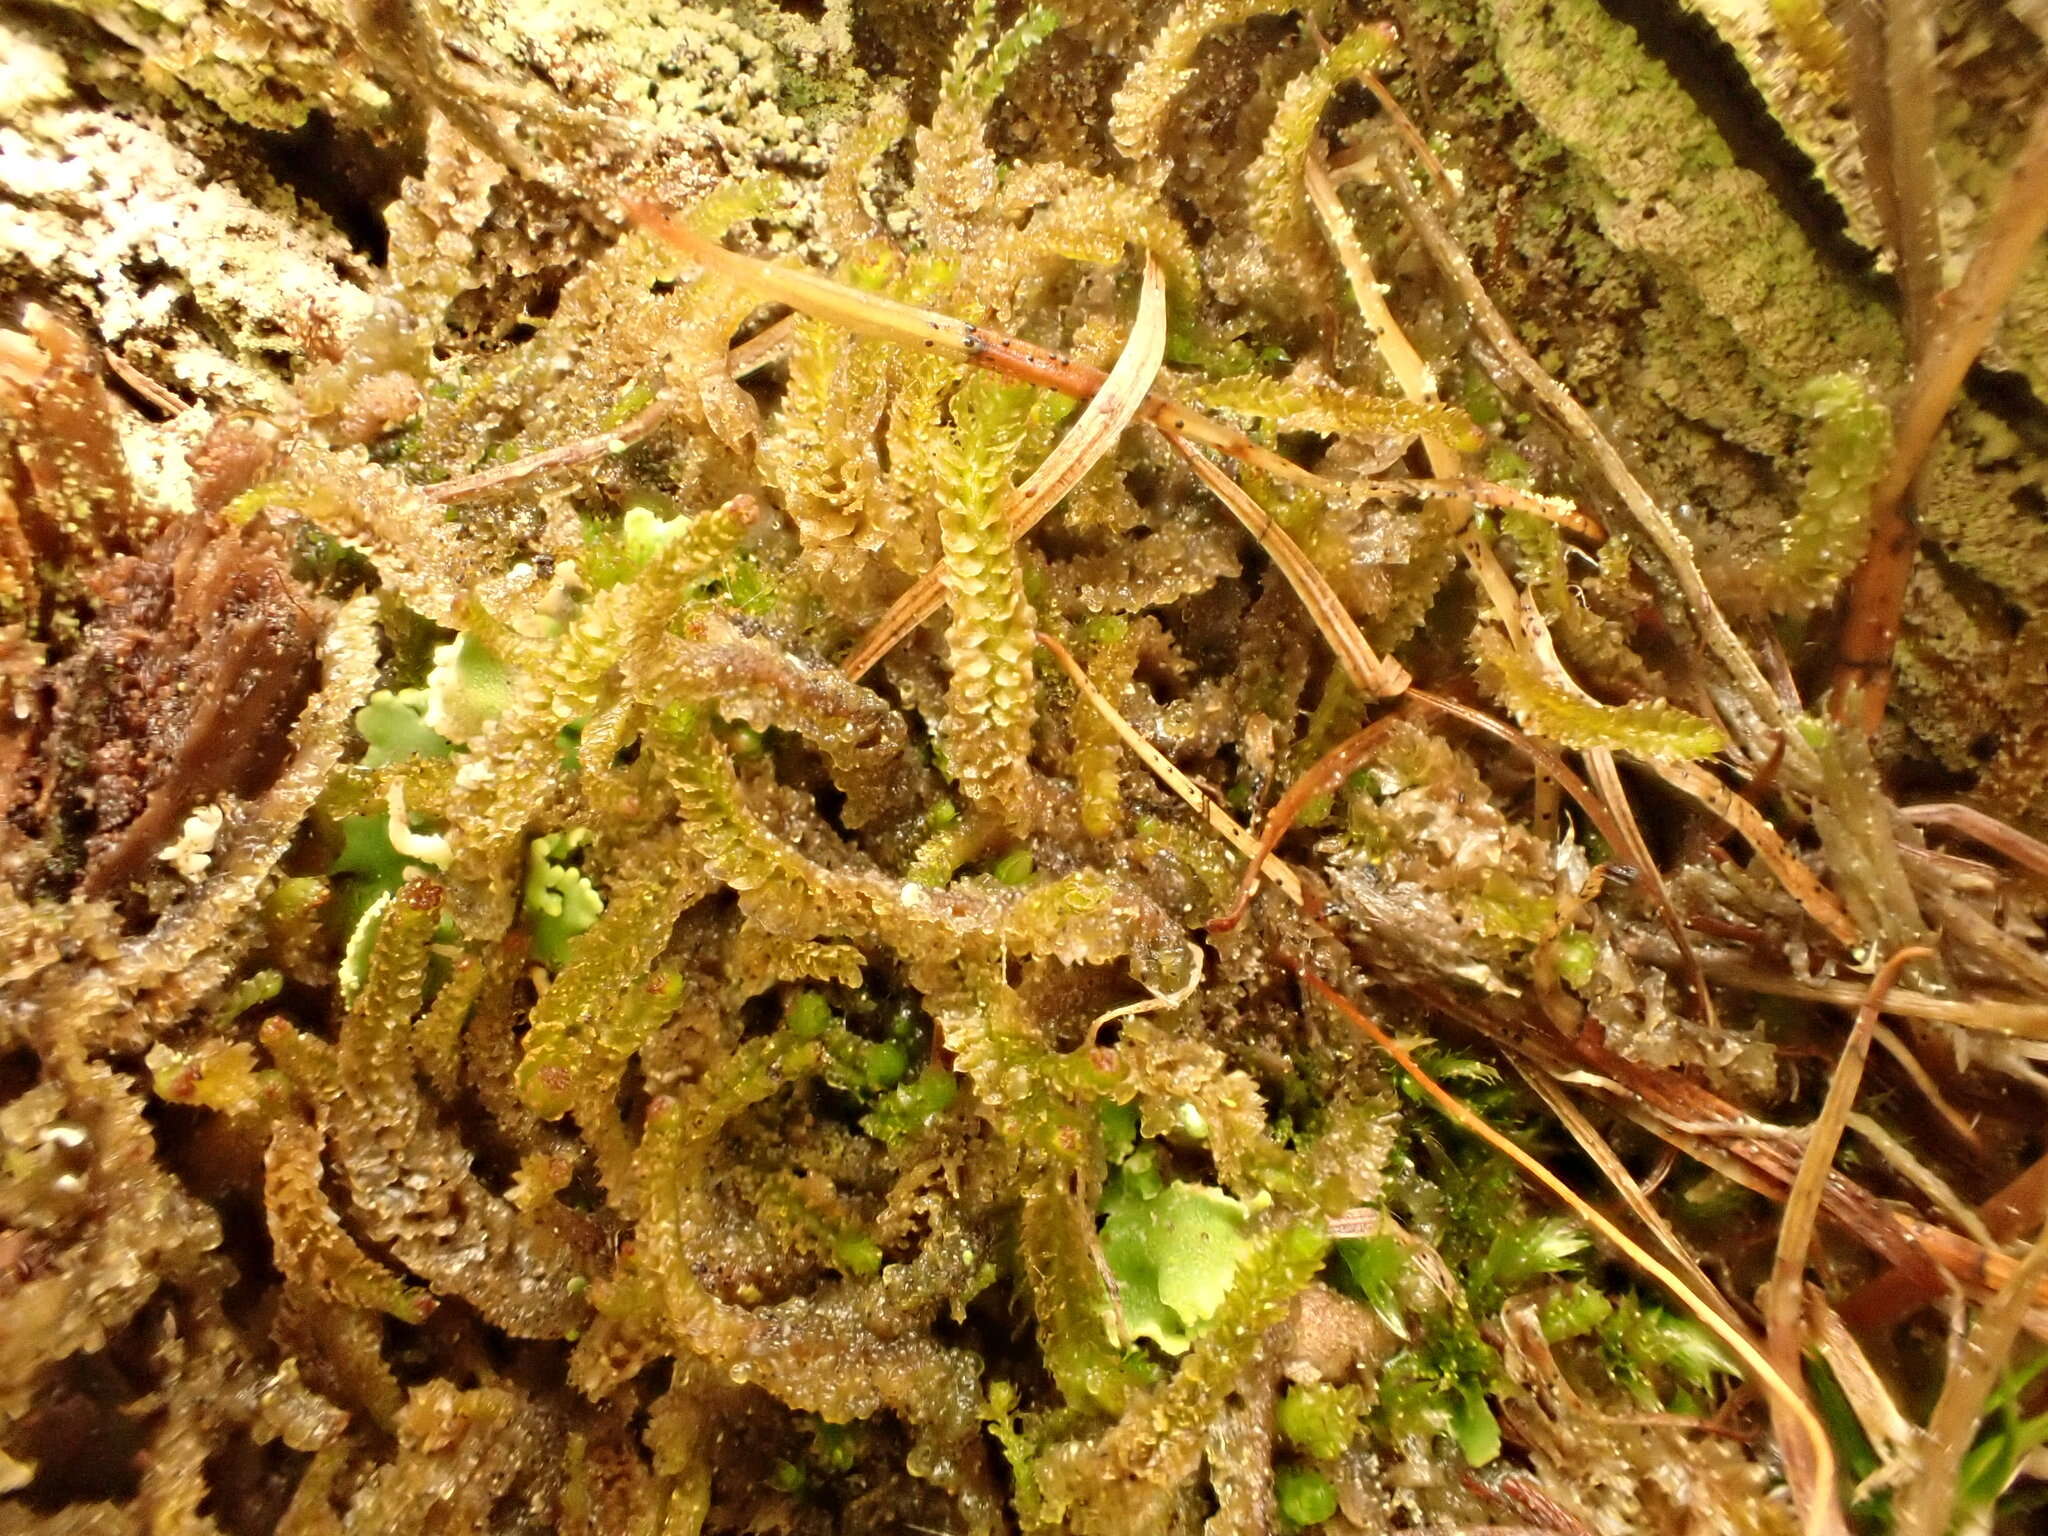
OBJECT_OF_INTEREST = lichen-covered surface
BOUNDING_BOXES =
[3,2,2048,1534]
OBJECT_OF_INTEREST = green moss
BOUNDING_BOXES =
[1486,0,1898,404]
[1275,1382,1368,1461]
[521,829,603,969]
[1274,1465,1339,1526]
[1098,1150,1254,1355]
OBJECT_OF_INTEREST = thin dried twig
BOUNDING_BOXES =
[1301,970,1846,1536]
[842,255,1168,679]
[1164,429,1412,698]
[1846,1111,1995,1246]
[102,348,188,417]
[1884,0,1947,350]
[1763,946,1929,1527]
[1894,1206,2048,1536]
[627,199,1328,488]
[1902,801,2048,882]
[426,394,676,504]
[726,311,798,377]
[1895,1214,2048,1315]
[1844,1147,2048,1333]
[1833,93,2048,731]
[1681,953,2048,1039]
[1869,1023,1987,1154]
[1036,631,1304,906]
[1355,70,1457,203]
[1580,746,1717,1030]
[1806,1289,1918,1494]
[1305,148,1528,630]
[1371,157,1789,748]
[1337,474,1604,540]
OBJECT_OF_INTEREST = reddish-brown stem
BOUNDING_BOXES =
[1832,94,2048,731]
[1209,711,1407,933]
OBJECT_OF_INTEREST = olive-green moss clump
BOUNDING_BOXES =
[5,2,2048,1534]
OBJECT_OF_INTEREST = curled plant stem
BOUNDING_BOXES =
[1300,969,1846,1536]
[1209,711,1406,933]
[1833,94,2048,732]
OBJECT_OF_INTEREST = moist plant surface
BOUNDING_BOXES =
[4,3,2048,1535]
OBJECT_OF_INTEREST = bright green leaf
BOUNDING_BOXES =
[1334,1234,1409,1340]
[354,688,453,768]
[1275,1382,1368,1461]
[1450,1385,1501,1467]
[1099,1156,1252,1354]
[522,830,604,969]
[1274,1465,1339,1527]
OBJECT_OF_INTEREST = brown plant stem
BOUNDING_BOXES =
[1832,95,2048,732]
[1209,710,1407,933]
